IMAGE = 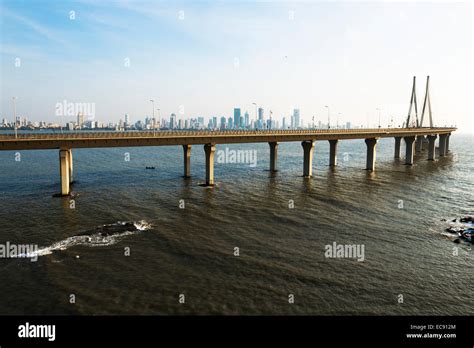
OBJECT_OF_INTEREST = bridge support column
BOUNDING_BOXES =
[204,143,216,186]
[365,138,378,171]
[59,149,70,196]
[404,136,416,165]
[421,136,428,151]
[329,140,338,166]
[67,149,73,183]
[446,133,450,153]
[182,144,192,178]
[394,137,401,159]
[301,140,315,177]
[269,142,279,172]
[415,136,423,153]
[439,134,448,156]
[427,135,437,161]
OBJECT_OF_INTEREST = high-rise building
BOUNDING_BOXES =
[244,111,249,128]
[228,117,233,129]
[124,114,130,127]
[258,108,264,129]
[266,119,272,129]
[77,112,84,128]
[220,117,226,129]
[170,113,177,129]
[346,122,352,129]
[293,109,300,129]
[233,108,241,129]
[282,116,286,129]
[84,120,95,129]
[212,116,218,129]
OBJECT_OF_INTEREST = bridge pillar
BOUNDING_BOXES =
[269,142,279,172]
[394,137,402,159]
[427,135,437,161]
[404,136,416,165]
[439,134,448,156]
[301,140,315,177]
[204,143,216,186]
[329,140,338,166]
[415,136,423,153]
[421,136,429,151]
[182,144,192,178]
[59,149,70,196]
[67,149,73,183]
[446,133,451,153]
[365,138,378,171]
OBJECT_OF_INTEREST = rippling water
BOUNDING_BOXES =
[0,133,472,315]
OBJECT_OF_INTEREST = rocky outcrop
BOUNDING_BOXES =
[445,216,474,244]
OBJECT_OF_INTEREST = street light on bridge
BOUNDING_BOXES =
[150,99,155,134]
[252,102,257,128]
[12,97,18,139]
[157,108,161,132]
[324,105,330,129]
[376,107,381,128]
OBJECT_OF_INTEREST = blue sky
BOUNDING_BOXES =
[1,0,472,130]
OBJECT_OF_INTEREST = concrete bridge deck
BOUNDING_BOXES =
[0,127,455,150]
[0,127,456,196]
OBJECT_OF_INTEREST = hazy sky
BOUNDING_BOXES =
[1,0,472,131]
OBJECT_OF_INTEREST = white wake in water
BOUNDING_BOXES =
[21,220,152,258]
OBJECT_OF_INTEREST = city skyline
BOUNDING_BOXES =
[1,105,358,131]
[1,1,472,132]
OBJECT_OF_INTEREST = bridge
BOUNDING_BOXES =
[0,127,455,196]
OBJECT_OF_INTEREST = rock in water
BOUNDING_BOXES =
[445,217,474,245]
[76,221,139,237]
[446,227,462,234]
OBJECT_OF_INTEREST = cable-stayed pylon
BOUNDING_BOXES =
[419,76,433,128]
[405,76,419,128]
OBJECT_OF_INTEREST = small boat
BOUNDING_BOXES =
[145,166,156,170]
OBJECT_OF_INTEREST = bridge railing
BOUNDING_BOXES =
[0,127,455,140]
